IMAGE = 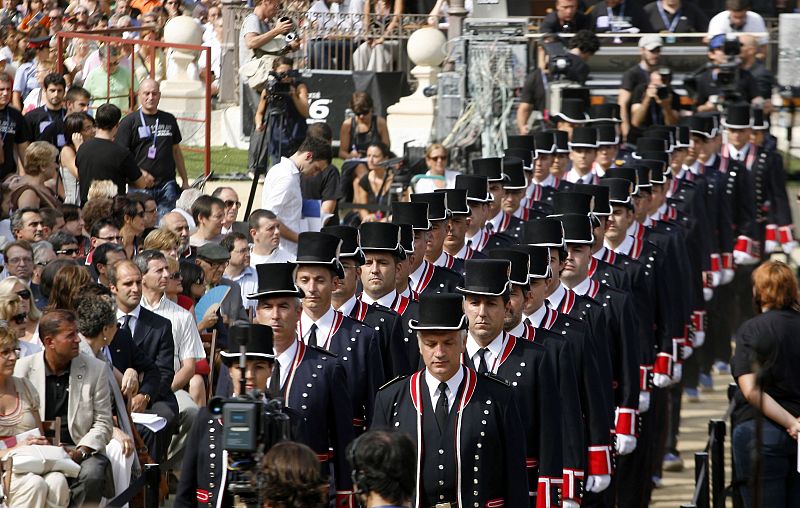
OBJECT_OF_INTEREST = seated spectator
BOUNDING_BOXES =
[413,143,459,193]
[31,241,56,302]
[64,38,92,87]
[128,192,159,230]
[198,16,221,95]
[112,194,146,258]
[195,243,249,323]
[189,194,224,248]
[13,142,61,210]
[346,430,416,507]
[85,216,122,262]
[90,242,127,286]
[0,321,67,508]
[160,211,192,258]
[538,0,592,34]
[5,241,35,286]
[164,256,191,309]
[630,69,680,141]
[0,72,25,182]
[173,188,203,231]
[643,0,708,34]
[19,0,51,32]
[353,0,401,71]
[133,19,166,83]
[58,111,93,207]
[45,264,91,310]
[179,261,217,326]
[47,230,81,259]
[338,91,390,161]
[83,45,136,112]
[221,231,257,312]
[0,276,42,345]
[0,293,40,356]
[248,209,295,265]
[586,0,652,33]
[10,208,45,243]
[708,0,768,47]
[86,181,119,201]
[60,203,85,244]
[164,0,183,19]
[351,141,393,223]
[14,309,114,507]
[143,227,180,259]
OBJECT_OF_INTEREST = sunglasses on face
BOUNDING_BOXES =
[170,272,182,280]
[427,155,447,161]
[56,248,78,256]
[11,313,26,324]
[15,290,30,300]
[224,200,241,208]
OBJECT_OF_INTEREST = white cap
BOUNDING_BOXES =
[638,34,663,50]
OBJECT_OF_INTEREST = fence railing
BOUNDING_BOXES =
[682,419,728,508]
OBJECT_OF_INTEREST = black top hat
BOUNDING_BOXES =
[637,151,669,166]
[549,130,570,153]
[321,225,366,265]
[523,218,565,247]
[359,222,404,258]
[455,174,492,202]
[604,166,638,187]
[560,213,595,244]
[634,137,667,157]
[588,104,621,123]
[569,127,598,149]
[511,245,551,279]
[220,324,275,363]
[506,135,535,151]
[722,103,752,129]
[561,87,591,103]
[398,223,414,253]
[295,232,345,278]
[411,192,450,221]
[391,202,431,231]
[488,248,530,286]
[751,108,768,130]
[502,157,527,189]
[249,263,305,299]
[675,125,691,147]
[533,131,556,154]
[458,259,512,296]
[505,147,533,169]
[635,159,667,185]
[409,294,467,330]
[595,124,620,146]
[554,98,589,124]
[573,183,612,216]
[471,157,506,182]
[551,192,593,217]
[633,166,653,193]
[641,131,674,153]
[598,177,635,208]
[434,188,470,215]
[688,115,716,138]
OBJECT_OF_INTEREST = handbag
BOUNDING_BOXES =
[6,445,81,478]
[239,35,290,91]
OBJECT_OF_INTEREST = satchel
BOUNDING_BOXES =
[6,445,81,478]
[239,35,290,91]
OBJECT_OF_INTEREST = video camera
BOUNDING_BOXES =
[543,39,574,82]
[685,35,743,107]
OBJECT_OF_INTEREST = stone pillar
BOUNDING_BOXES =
[219,0,247,104]
[446,0,466,44]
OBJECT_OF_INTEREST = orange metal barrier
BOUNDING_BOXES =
[55,30,212,176]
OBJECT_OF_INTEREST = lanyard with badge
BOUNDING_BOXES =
[139,108,159,159]
[39,109,65,147]
[656,0,681,32]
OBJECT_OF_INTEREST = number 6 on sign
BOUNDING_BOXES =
[309,99,332,120]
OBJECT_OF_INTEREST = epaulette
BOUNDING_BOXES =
[378,375,409,391]
[307,345,338,358]
[481,372,511,387]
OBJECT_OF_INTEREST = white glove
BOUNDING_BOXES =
[720,268,735,285]
[703,287,714,301]
[783,240,798,255]
[681,345,693,360]
[693,330,705,348]
[616,434,637,455]
[709,270,721,288]
[672,363,683,383]
[563,501,580,508]
[586,474,611,493]
[638,391,651,413]
[733,250,760,266]
[653,373,672,388]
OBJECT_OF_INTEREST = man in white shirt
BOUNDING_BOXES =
[707,0,768,46]
[222,231,258,312]
[248,209,296,266]
[260,136,332,254]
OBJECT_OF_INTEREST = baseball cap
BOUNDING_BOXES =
[708,33,727,50]
[638,34,663,51]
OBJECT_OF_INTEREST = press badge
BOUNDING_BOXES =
[138,126,151,139]
[39,120,52,133]
[56,134,65,147]
[147,146,157,159]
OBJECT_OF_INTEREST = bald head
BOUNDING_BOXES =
[139,78,161,114]
[160,212,190,253]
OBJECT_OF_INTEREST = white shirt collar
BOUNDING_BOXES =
[593,246,607,260]
[399,285,413,299]
[525,304,547,327]
[272,339,298,390]
[507,320,526,338]
[116,305,141,321]
[704,153,717,167]
[336,295,358,316]
[360,290,396,308]
[531,173,555,188]
[546,284,566,308]
[425,365,464,412]
[452,242,470,259]
[300,306,336,346]
[465,331,505,371]
[282,156,300,175]
[566,168,593,184]
[728,143,749,161]
[487,210,504,232]
[141,291,167,311]
[676,166,688,180]
[570,277,592,296]
[409,259,429,287]
[625,221,638,237]
[606,234,634,255]
[228,265,255,283]
[433,250,450,268]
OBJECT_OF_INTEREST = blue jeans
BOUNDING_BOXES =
[144,180,180,219]
[732,418,800,508]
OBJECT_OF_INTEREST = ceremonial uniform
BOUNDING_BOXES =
[409,259,464,296]
[343,296,413,379]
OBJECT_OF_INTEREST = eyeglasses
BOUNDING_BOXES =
[354,110,371,117]
[8,257,32,265]
[11,314,26,325]
[427,155,447,161]
[97,235,123,242]
[56,248,78,256]
[224,200,241,208]
[15,290,30,300]
[0,347,20,358]
[170,272,182,280]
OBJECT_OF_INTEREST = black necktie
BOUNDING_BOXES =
[269,360,282,398]
[120,315,131,332]
[435,382,448,431]
[307,324,318,348]
[477,348,490,374]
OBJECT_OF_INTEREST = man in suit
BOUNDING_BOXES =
[372,293,529,507]
[109,259,178,464]
[15,309,114,507]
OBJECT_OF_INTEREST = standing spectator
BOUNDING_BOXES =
[77,103,153,205]
[260,442,329,508]
[11,28,50,111]
[260,136,332,254]
[83,44,136,112]
[91,242,127,286]
[14,309,114,507]
[708,0,768,47]
[248,209,295,265]
[586,0,652,33]
[221,231,257,312]
[0,72,25,179]
[301,122,340,222]
[5,241,34,286]
[112,194,146,259]
[115,78,188,217]
[189,194,224,248]
[693,35,762,112]
[210,186,241,236]
[21,72,66,148]
[538,0,592,34]
[643,0,708,34]
[618,34,663,142]
[630,69,680,140]
[10,209,44,243]
[59,112,95,205]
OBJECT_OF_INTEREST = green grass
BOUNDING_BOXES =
[183,146,344,180]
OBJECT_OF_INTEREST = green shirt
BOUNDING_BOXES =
[83,65,138,112]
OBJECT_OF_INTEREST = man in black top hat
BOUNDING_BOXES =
[565,127,600,185]
[593,124,623,176]
[410,191,463,274]
[454,174,494,253]
[391,202,464,296]
[501,156,544,222]
[292,232,386,431]
[553,98,589,142]
[248,263,356,504]
[436,188,487,264]
[549,130,573,179]
[372,293,529,508]
[471,158,525,242]
[324,224,413,380]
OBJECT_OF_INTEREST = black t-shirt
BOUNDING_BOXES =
[115,109,182,185]
[731,309,800,426]
[0,105,24,179]
[587,0,652,32]
[76,137,142,204]
[629,83,681,142]
[301,163,341,225]
[538,10,593,34]
[520,69,547,111]
[692,67,761,110]
[621,64,650,93]
[22,105,66,146]
[642,0,708,33]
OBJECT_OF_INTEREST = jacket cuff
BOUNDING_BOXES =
[779,225,794,245]
[691,310,706,333]
[765,224,781,253]
[587,445,613,476]
[653,352,673,376]
[537,476,562,508]
[615,407,638,437]
[563,468,584,502]
[639,365,652,392]
[335,492,354,508]
[710,253,721,272]
[721,252,734,270]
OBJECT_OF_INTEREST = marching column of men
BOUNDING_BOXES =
[178,101,793,508]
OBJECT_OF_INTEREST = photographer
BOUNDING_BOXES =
[692,34,762,112]
[254,56,310,168]
[630,69,680,144]
[516,30,599,134]
[347,430,415,508]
